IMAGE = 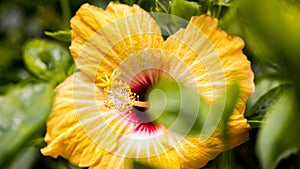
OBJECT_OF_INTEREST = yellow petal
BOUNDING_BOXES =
[162,14,253,168]
[188,15,254,113]
[41,72,134,167]
[89,152,131,169]
[163,15,254,105]
[45,6,254,169]
[70,2,164,79]
[176,112,250,168]
[138,149,180,169]
[41,73,102,167]
[70,3,111,60]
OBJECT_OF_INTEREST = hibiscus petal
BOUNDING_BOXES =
[41,72,133,167]
[174,113,250,168]
[188,15,254,113]
[161,14,253,168]
[138,149,180,169]
[43,3,254,168]
[163,15,254,105]
[70,2,164,79]
[41,73,103,167]
[89,152,131,169]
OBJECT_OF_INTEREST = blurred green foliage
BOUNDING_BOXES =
[147,78,241,140]
[257,87,300,169]
[133,160,158,169]
[147,78,201,135]
[220,0,300,168]
[170,0,201,20]
[45,30,71,43]
[1,0,300,168]
[0,83,54,168]
[23,39,73,84]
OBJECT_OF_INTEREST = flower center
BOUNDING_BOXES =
[96,69,150,112]
[96,69,161,134]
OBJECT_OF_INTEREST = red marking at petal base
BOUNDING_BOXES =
[134,122,157,133]
[129,69,163,134]
[130,69,160,98]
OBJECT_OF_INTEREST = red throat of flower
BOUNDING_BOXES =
[129,69,162,134]
[97,68,168,135]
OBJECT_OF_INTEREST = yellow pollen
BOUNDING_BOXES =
[97,69,149,112]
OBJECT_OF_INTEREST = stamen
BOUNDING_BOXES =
[97,69,142,112]
[96,69,121,88]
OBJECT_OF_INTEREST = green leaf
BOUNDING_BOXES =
[219,83,240,143]
[133,161,157,169]
[256,88,300,169]
[222,0,300,76]
[119,0,137,6]
[170,0,201,20]
[245,74,286,117]
[198,82,241,144]
[23,39,73,84]
[202,150,237,169]
[216,0,232,7]
[6,147,39,169]
[0,83,54,168]
[146,78,201,135]
[147,79,242,138]
[249,85,285,120]
[247,120,265,129]
[45,30,71,43]
[137,0,156,11]
[150,12,188,37]
[153,0,171,13]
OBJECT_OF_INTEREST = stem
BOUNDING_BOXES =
[60,0,71,30]
[137,0,143,5]
[207,0,212,15]
[156,0,169,13]
[220,151,232,168]
[216,4,223,19]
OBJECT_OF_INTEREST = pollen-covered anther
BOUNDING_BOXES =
[98,69,149,112]
[96,69,121,88]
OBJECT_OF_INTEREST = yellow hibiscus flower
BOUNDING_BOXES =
[41,2,254,169]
